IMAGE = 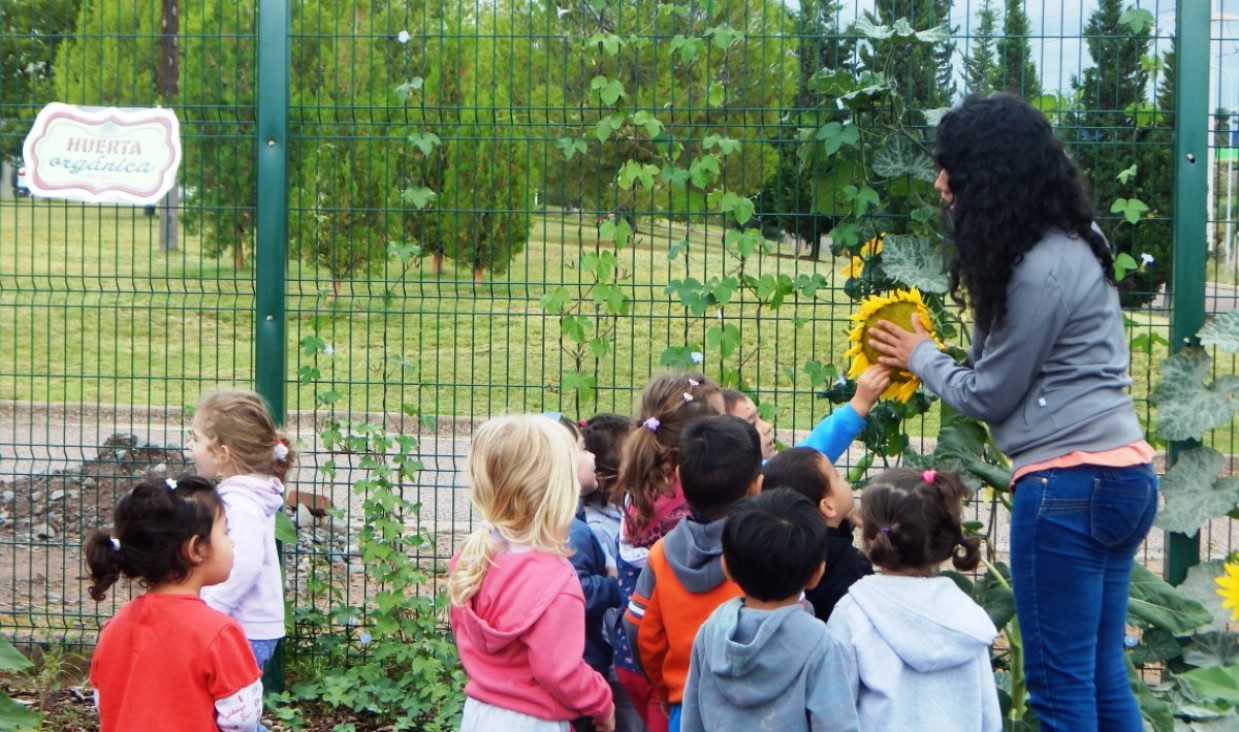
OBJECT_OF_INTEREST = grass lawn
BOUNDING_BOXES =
[0,198,875,434]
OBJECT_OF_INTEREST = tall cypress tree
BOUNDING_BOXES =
[962,0,999,95]
[994,0,1041,99]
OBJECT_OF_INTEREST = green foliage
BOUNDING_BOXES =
[961,0,999,95]
[438,124,532,276]
[0,0,82,161]
[274,335,464,730]
[0,637,40,731]
[51,0,161,106]
[993,0,1041,98]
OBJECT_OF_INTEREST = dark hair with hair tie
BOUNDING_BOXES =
[83,475,222,601]
[935,93,1116,333]
[860,468,980,575]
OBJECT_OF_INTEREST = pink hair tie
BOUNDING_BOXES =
[642,417,660,432]
[922,469,937,484]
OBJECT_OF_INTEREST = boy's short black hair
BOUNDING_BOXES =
[762,446,832,504]
[723,488,828,601]
[678,415,762,518]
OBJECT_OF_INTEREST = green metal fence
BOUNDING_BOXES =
[0,0,1236,662]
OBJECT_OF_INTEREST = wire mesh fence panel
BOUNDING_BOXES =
[0,0,1234,661]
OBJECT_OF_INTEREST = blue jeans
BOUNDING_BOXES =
[1011,464,1157,732]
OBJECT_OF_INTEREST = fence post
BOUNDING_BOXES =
[1166,0,1210,585]
[256,0,290,692]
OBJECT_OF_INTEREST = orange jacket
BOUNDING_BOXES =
[623,530,741,704]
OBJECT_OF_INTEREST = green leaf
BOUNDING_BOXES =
[560,314,589,342]
[706,324,743,357]
[1119,7,1155,33]
[871,135,935,182]
[562,371,597,403]
[1151,349,1239,441]
[393,77,424,101]
[555,137,588,161]
[275,509,298,545]
[0,637,32,673]
[1198,310,1239,354]
[1110,197,1150,225]
[618,160,660,191]
[400,187,436,210]
[1157,446,1239,537]
[669,35,705,63]
[914,24,952,43]
[0,693,41,731]
[802,360,835,388]
[586,32,624,57]
[593,114,624,143]
[630,111,664,138]
[1126,102,1163,128]
[703,134,742,156]
[707,82,725,107]
[1129,627,1183,666]
[1114,252,1138,281]
[1117,165,1139,185]
[1127,563,1213,634]
[1184,631,1239,668]
[406,131,441,156]
[689,154,721,188]
[705,23,744,50]
[540,286,573,315]
[881,234,949,293]
[1178,666,1239,705]
[850,185,880,217]
[1176,561,1232,633]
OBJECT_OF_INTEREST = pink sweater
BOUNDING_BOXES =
[450,550,613,721]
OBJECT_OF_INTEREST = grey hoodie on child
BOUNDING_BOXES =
[826,575,1001,732]
[681,597,860,732]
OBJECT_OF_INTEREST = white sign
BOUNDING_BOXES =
[22,103,181,205]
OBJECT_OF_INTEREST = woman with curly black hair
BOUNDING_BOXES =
[867,93,1158,732]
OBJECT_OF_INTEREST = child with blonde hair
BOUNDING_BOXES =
[449,415,615,732]
[86,475,263,731]
[826,468,1001,731]
[612,372,722,731]
[189,388,293,687]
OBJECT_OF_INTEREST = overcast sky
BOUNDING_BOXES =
[825,0,1239,108]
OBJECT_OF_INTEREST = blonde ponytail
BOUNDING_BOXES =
[448,528,503,606]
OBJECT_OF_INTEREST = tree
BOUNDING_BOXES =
[962,0,999,95]
[0,0,83,161]
[994,0,1041,99]
[1070,0,1163,306]
[52,0,161,106]
[438,124,532,280]
[861,0,955,117]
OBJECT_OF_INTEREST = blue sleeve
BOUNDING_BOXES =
[796,403,866,463]
[569,521,621,619]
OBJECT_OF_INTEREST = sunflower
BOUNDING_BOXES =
[841,234,884,279]
[844,287,942,403]
[1217,561,1239,620]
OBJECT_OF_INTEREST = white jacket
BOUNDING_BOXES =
[201,474,286,640]
[826,574,1002,732]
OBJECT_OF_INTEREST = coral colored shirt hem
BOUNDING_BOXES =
[1012,440,1155,483]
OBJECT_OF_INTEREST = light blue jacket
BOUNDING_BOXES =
[797,403,866,463]
[826,575,1001,732]
[681,598,859,732]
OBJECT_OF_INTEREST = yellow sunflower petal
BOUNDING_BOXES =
[1218,563,1239,619]
[843,288,943,404]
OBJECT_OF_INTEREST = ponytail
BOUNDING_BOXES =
[860,467,978,575]
[448,528,503,606]
[84,530,124,601]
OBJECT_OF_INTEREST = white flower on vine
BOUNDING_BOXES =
[397,30,410,43]
[324,344,335,357]
[690,351,704,364]
[1140,252,1155,266]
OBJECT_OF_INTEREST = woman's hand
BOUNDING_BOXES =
[867,314,933,371]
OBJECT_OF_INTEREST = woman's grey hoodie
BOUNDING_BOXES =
[200,473,286,640]
[681,598,859,732]
[825,575,1001,732]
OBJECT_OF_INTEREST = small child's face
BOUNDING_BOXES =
[729,396,776,459]
[576,437,598,495]
[818,455,855,527]
[188,414,221,478]
[200,510,235,587]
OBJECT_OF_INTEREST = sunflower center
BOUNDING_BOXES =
[860,301,921,382]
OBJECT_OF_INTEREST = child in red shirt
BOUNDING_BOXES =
[85,475,262,731]
[449,415,615,732]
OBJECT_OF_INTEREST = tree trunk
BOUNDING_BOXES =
[432,252,444,274]
[233,242,245,270]
[473,264,485,283]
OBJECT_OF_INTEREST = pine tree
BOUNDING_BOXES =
[962,0,999,95]
[994,0,1041,99]
[0,0,83,160]
[862,0,954,115]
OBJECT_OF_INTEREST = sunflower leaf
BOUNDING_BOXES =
[1177,666,1239,706]
[871,136,936,182]
[880,234,949,293]
[1151,348,1239,441]
[1157,446,1239,537]
[1184,631,1239,668]
[1198,310,1239,354]
[1127,562,1213,634]
[1176,561,1231,634]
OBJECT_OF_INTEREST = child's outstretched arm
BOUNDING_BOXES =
[797,365,891,463]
